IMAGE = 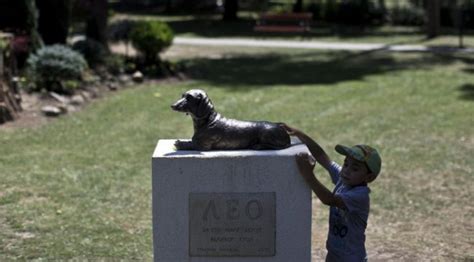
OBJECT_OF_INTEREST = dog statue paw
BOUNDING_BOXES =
[174,140,195,150]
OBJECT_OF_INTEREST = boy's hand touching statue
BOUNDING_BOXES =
[295,153,317,183]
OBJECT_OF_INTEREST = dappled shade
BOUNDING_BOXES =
[458,83,474,100]
[181,51,466,87]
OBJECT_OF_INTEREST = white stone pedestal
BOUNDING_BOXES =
[152,139,312,262]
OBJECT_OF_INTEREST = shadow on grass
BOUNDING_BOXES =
[181,50,463,88]
[458,84,474,100]
[463,68,474,74]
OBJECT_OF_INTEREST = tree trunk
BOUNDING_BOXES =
[180,0,195,11]
[449,0,459,26]
[293,0,303,12]
[426,0,441,38]
[0,33,21,124]
[36,0,71,45]
[165,0,173,12]
[86,0,109,50]
[25,0,43,51]
[378,0,386,11]
[223,0,238,21]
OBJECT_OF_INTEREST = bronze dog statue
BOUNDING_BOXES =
[171,89,291,151]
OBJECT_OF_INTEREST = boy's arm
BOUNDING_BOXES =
[281,124,332,172]
[296,153,347,210]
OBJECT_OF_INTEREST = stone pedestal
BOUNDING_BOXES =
[152,139,312,262]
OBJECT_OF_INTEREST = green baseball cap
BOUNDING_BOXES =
[335,144,382,176]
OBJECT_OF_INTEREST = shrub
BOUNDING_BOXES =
[130,20,173,63]
[0,39,7,51]
[108,19,137,58]
[104,55,125,75]
[27,44,87,92]
[440,6,474,28]
[322,0,339,23]
[337,0,371,25]
[307,3,322,21]
[108,19,137,43]
[319,0,385,25]
[267,4,293,14]
[63,80,80,90]
[72,39,108,68]
[389,6,425,26]
[463,7,474,28]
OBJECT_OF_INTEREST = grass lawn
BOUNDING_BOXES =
[1,46,473,260]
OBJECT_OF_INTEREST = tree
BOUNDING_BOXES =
[85,0,109,50]
[0,35,22,124]
[426,0,441,38]
[378,0,386,13]
[293,0,303,12]
[223,0,238,21]
[36,0,71,45]
[25,0,42,50]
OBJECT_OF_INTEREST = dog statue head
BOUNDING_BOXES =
[171,89,214,119]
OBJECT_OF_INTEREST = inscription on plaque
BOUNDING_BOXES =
[189,192,276,257]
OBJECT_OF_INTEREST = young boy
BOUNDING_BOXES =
[281,124,381,262]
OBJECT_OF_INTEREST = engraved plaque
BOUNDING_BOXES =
[189,192,276,257]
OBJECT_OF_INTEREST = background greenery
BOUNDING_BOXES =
[110,13,474,48]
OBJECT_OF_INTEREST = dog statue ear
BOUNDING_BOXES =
[196,96,213,118]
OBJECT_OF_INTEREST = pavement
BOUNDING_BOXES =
[174,36,474,53]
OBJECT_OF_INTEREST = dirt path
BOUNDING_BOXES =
[111,36,474,54]
[173,36,474,53]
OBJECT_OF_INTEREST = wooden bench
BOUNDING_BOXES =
[254,12,313,33]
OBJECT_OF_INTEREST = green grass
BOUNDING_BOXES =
[1,47,473,260]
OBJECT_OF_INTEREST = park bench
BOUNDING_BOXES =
[254,12,313,34]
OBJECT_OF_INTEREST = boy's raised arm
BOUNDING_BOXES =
[295,153,347,210]
[280,124,332,172]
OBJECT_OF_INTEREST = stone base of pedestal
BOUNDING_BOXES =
[152,139,312,262]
